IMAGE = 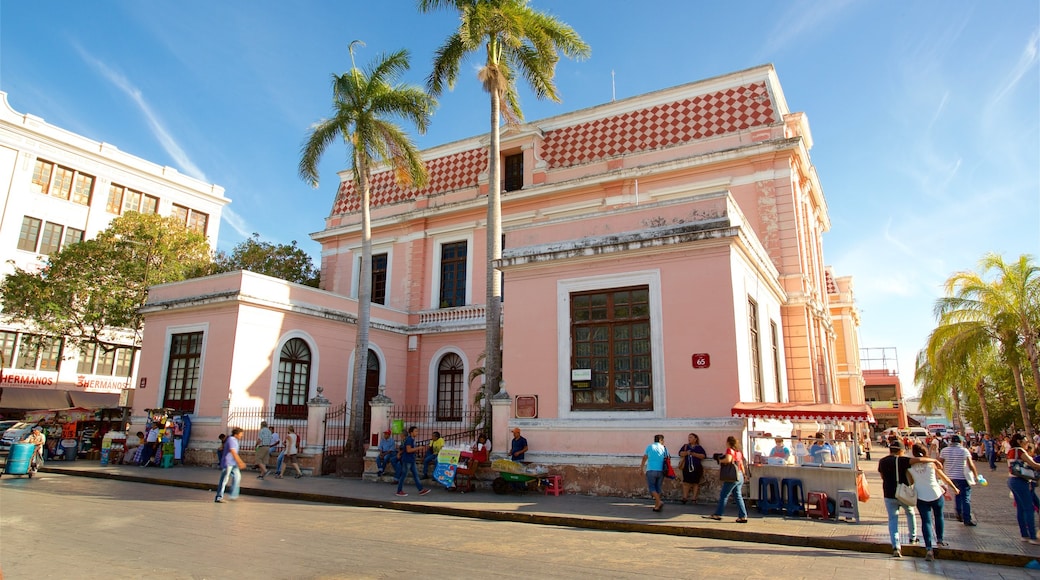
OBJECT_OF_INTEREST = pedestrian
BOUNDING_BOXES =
[375,429,398,477]
[939,434,979,526]
[640,434,668,512]
[508,428,528,462]
[707,435,748,523]
[862,435,872,461]
[254,421,273,479]
[216,433,226,469]
[983,433,997,471]
[275,425,303,479]
[908,443,958,561]
[878,439,918,557]
[395,426,430,497]
[268,428,281,472]
[215,427,246,503]
[678,433,706,504]
[139,423,159,466]
[1006,433,1040,544]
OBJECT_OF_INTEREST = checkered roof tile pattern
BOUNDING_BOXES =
[543,81,776,168]
[329,81,775,215]
[332,148,488,214]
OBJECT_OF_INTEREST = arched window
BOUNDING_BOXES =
[436,353,464,421]
[275,338,311,419]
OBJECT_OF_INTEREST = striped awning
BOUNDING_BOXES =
[731,401,876,423]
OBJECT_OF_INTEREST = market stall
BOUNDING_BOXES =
[732,401,875,521]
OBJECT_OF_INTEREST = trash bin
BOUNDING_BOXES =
[61,439,78,461]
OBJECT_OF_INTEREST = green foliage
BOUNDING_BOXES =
[0,212,212,347]
[920,253,1040,433]
[211,233,319,286]
[299,44,433,446]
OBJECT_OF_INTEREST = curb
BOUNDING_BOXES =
[39,467,1036,568]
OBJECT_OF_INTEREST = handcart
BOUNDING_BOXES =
[1,442,39,479]
[490,459,547,495]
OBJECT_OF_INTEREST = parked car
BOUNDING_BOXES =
[0,420,20,441]
[0,421,34,453]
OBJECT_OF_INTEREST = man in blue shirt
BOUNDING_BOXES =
[982,433,996,471]
[809,433,834,463]
[395,426,430,497]
[509,428,528,462]
[376,429,398,477]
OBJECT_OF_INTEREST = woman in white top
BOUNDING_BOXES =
[908,443,958,561]
[275,425,303,479]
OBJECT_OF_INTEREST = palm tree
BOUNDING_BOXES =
[917,338,999,435]
[931,253,1040,433]
[299,43,435,448]
[418,0,590,407]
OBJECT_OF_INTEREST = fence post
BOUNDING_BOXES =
[368,385,393,449]
[306,388,331,454]
[491,385,512,459]
[221,398,230,432]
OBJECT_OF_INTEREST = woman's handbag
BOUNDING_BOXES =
[719,461,738,482]
[1011,459,1038,481]
[895,482,917,506]
[664,455,677,480]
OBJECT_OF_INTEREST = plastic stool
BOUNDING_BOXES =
[805,491,830,519]
[543,475,564,496]
[836,489,859,522]
[781,478,805,516]
[757,477,782,514]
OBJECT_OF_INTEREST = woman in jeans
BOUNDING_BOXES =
[909,443,958,561]
[707,436,748,523]
[1007,433,1040,544]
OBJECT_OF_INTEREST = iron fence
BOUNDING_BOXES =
[388,405,486,447]
[226,407,308,449]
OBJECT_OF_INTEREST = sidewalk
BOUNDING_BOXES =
[28,457,1040,569]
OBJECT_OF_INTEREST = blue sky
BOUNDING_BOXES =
[1,1,1037,393]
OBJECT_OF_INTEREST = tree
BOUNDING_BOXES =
[929,253,1040,433]
[299,43,434,448]
[0,212,211,350]
[211,233,319,286]
[419,0,590,409]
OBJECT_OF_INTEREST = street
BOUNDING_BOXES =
[2,473,1037,579]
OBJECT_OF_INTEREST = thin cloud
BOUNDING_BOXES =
[73,44,208,182]
[756,0,857,59]
[220,207,252,239]
[991,28,1039,106]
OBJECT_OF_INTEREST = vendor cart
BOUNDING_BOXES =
[731,402,875,522]
[490,459,547,494]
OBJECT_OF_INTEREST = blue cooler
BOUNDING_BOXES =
[4,442,35,475]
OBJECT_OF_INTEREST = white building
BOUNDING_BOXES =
[0,92,228,411]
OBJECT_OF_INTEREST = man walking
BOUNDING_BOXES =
[395,426,430,497]
[254,421,273,479]
[939,434,979,526]
[215,427,246,503]
[982,433,997,471]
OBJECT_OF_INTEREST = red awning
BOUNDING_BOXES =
[731,401,876,423]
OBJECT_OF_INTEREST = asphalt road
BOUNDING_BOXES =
[2,473,1038,579]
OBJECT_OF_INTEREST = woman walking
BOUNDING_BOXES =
[275,425,304,479]
[678,433,706,504]
[640,434,668,512]
[1007,433,1040,544]
[909,443,958,561]
[707,436,748,523]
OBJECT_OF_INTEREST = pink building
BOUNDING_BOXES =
[133,65,862,494]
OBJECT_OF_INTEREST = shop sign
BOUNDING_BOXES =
[0,370,57,387]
